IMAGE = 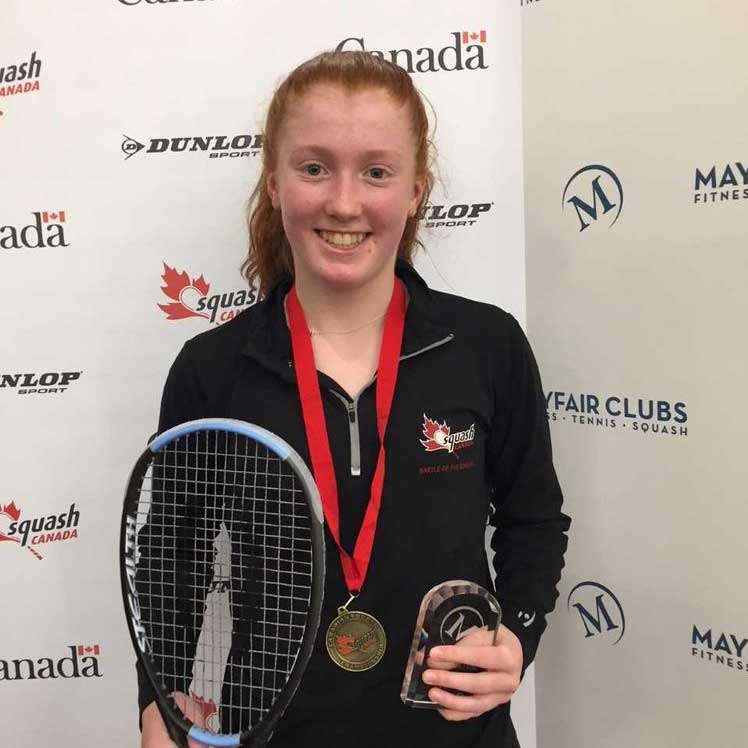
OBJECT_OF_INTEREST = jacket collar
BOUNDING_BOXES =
[240,260,453,378]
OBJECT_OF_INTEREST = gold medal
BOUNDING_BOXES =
[326,605,386,671]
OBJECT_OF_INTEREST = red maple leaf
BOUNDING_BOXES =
[1,501,20,521]
[193,275,209,296]
[157,302,201,321]
[160,263,189,301]
[420,414,450,452]
[158,263,210,320]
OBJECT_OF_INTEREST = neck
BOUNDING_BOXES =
[292,272,396,335]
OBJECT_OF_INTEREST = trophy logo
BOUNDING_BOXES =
[401,580,501,709]
[440,605,486,642]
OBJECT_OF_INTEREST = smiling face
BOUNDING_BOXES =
[266,84,425,293]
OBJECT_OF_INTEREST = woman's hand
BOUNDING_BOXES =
[422,624,524,721]
[140,696,209,747]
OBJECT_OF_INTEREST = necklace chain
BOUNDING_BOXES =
[309,311,387,336]
[283,294,389,336]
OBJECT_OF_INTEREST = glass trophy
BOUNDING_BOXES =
[401,580,502,709]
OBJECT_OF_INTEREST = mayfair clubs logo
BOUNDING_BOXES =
[567,581,625,645]
[562,164,624,232]
[693,161,748,205]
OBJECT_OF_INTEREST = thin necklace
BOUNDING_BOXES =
[310,310,387,336]
[283,296,388,336]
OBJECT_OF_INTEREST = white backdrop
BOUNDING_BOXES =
[525,1,748,747]
[1,2,533,746]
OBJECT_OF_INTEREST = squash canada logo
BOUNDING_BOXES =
[0,51,42,99]
[420,414,475,454]
[158,263,258,325]
[0,501,80,561]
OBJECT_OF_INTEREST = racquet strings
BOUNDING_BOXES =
[134,429,314,736]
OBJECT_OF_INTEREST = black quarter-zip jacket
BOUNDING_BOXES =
[137,261,570,748]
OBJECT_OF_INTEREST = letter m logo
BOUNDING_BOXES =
[567,177,617,232]
[572,594,619,638]
[567,581,626,644]
[562,165,624,232]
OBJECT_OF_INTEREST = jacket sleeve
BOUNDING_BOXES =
[137,342,207,725]
[487,314,570,677]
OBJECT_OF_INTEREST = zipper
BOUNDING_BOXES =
[400,334,454,362]
[325,333,454,477]
[330,390,363,476]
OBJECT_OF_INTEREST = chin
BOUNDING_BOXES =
[301,256,395,292]
[315,266,375,290]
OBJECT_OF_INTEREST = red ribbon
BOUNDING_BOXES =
[287,281,406,594]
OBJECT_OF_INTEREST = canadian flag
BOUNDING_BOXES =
[77,644,100,656]
[41,211,66,223]
[461,30,487,44]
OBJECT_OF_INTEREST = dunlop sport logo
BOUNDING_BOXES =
[122,133,262,161]
[420,201,494,229]
[0,371,81,395]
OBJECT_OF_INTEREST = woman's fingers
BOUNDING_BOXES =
[422,667,519,696]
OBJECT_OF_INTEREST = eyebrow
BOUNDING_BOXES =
[289,145,402,161]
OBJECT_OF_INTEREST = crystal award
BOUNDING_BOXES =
[401,580,502,709]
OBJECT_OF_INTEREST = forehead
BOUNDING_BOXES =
[280,84,415,155]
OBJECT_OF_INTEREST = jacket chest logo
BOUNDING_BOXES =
[420,413,475,454]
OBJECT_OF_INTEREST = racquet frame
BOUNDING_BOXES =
[120,418,325,748]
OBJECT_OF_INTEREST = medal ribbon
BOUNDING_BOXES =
[287,280,405,595]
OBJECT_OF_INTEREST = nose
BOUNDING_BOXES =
[324,173,363,221]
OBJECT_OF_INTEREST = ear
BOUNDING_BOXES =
[266,172,279,210]
[408,175,426,218]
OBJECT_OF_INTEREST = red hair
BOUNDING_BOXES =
[242,50,435,296]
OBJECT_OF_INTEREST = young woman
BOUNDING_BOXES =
[140,50,569,748]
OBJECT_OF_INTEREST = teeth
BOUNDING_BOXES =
[319,230,367,247]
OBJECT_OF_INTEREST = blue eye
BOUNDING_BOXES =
[369,167,386,179]
[303,164,323,176]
